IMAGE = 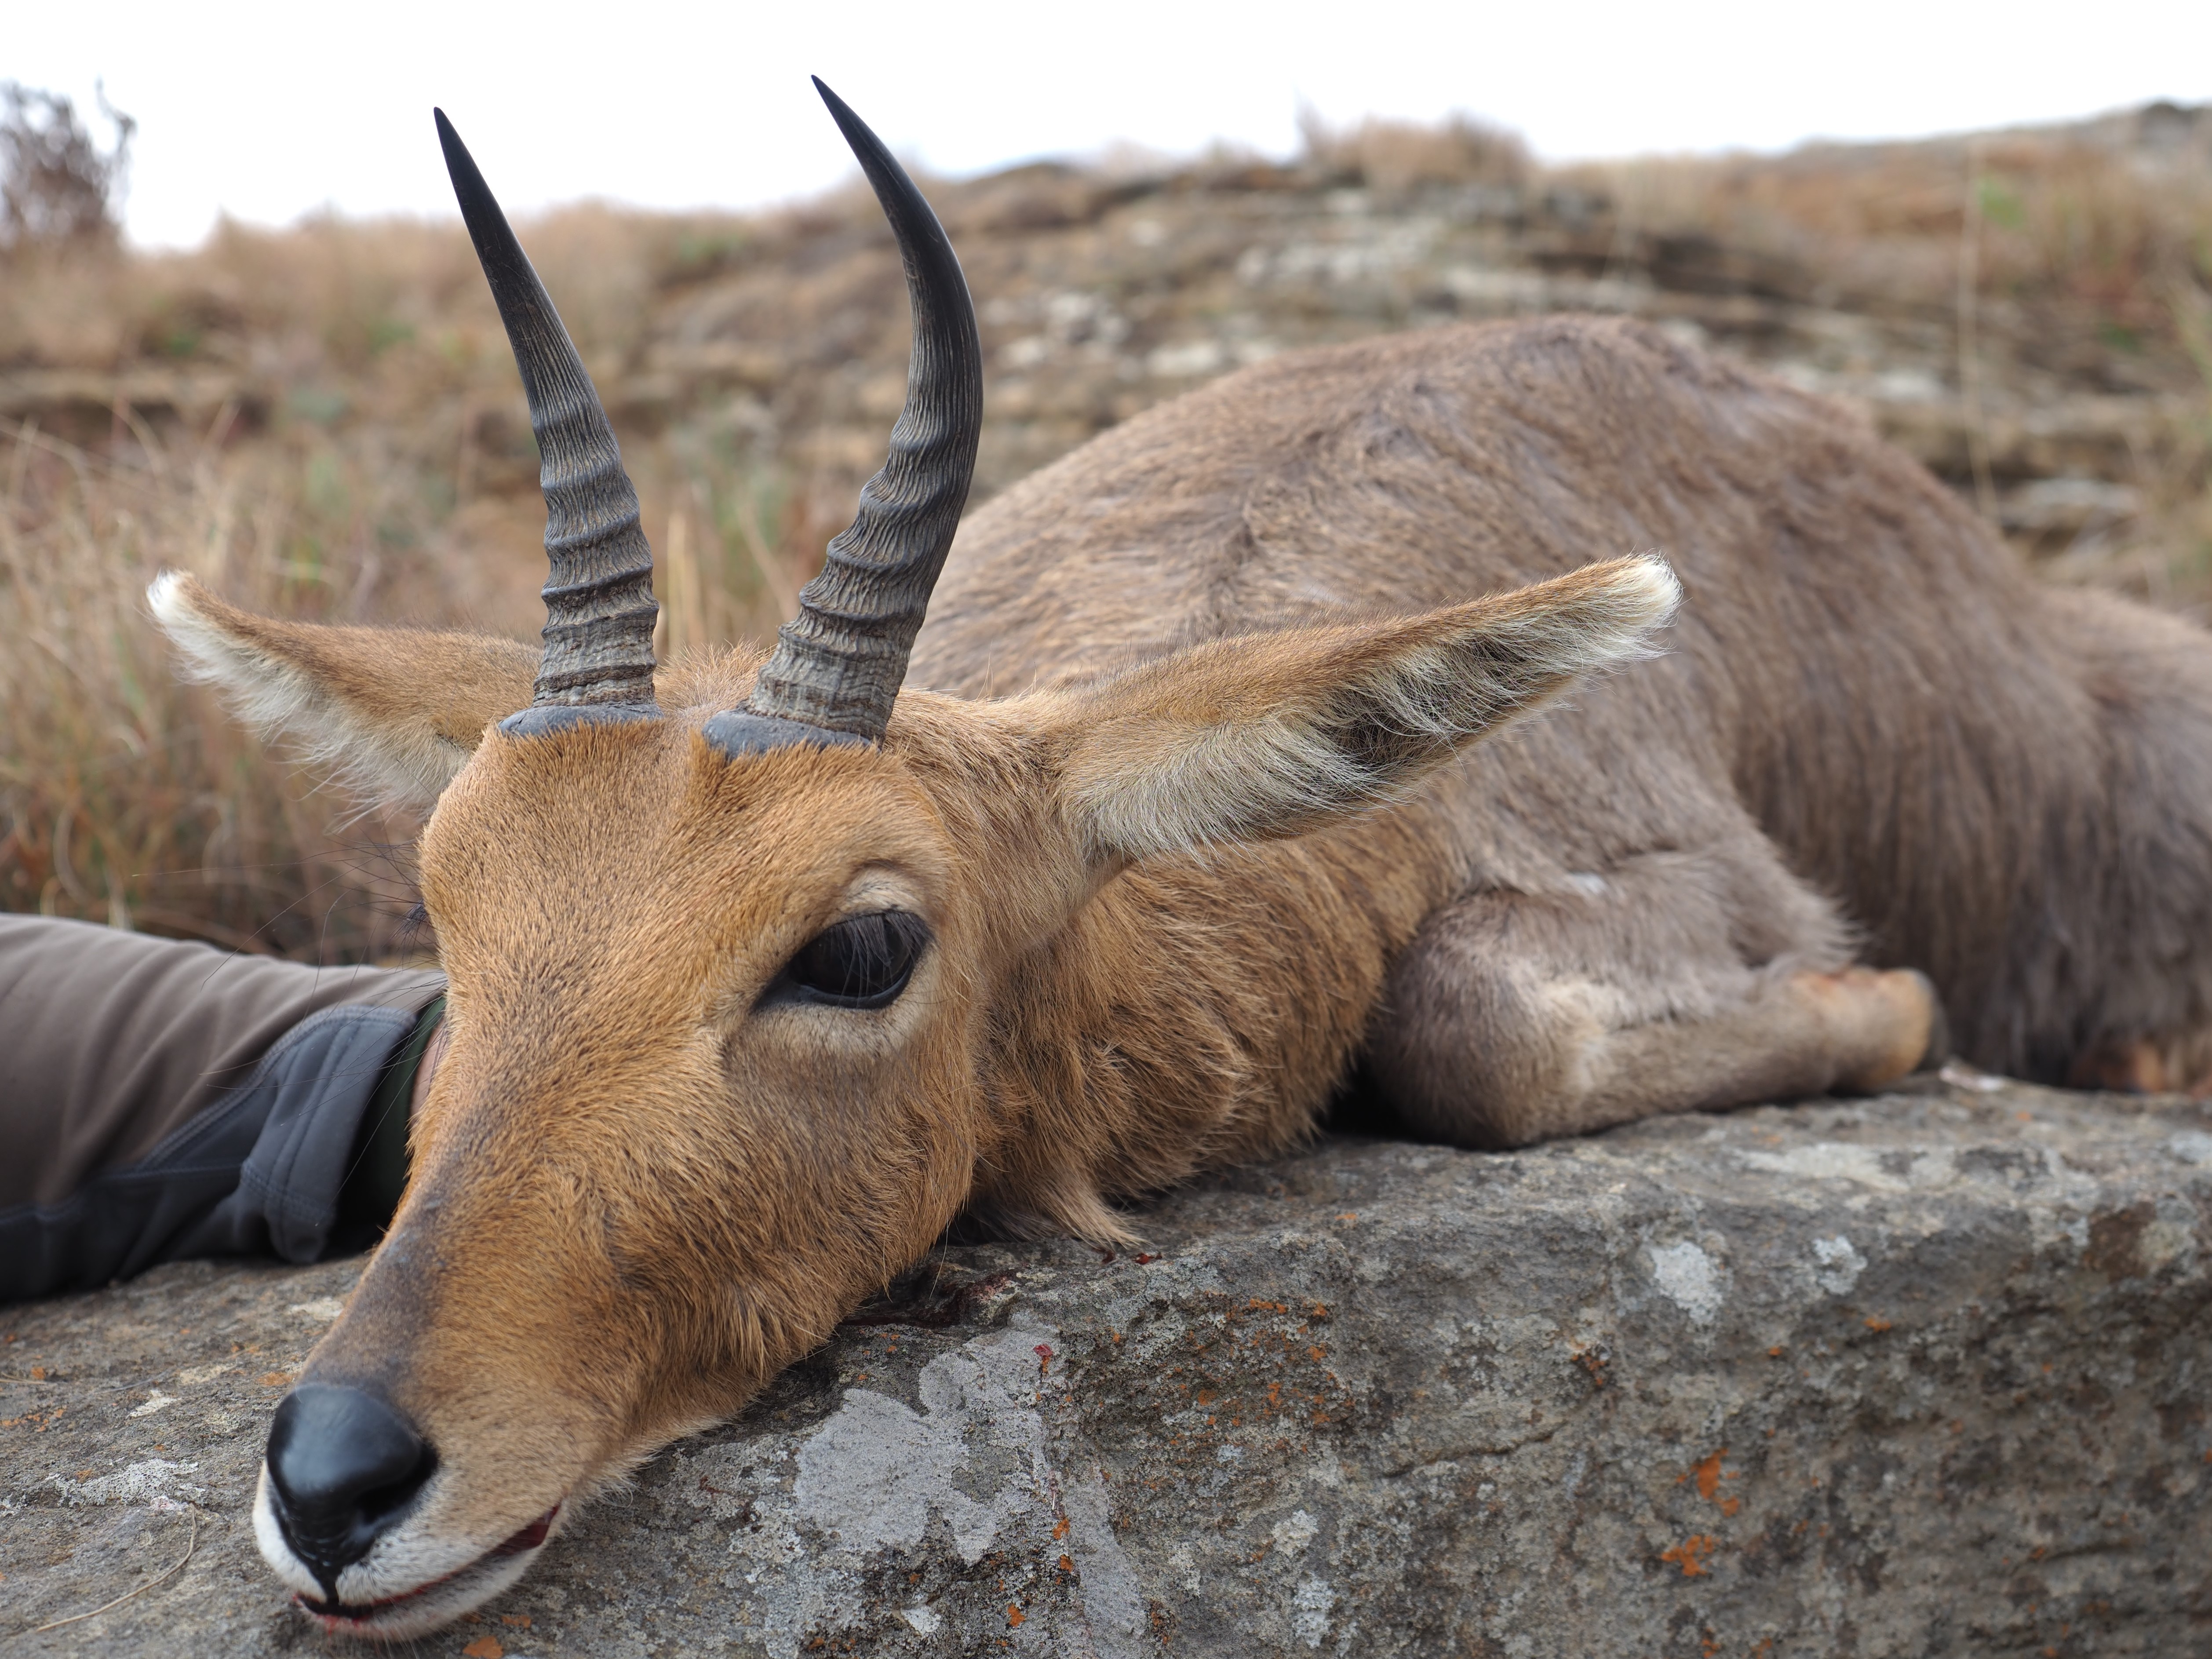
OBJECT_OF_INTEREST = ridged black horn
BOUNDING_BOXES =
[436,109,660,726]
[717,78,983,753]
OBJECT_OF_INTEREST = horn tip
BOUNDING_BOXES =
[434,109,472,179]
[435,111,496,226]
[811,76,864,138]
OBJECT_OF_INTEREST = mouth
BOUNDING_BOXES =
[298,1503,560,1633]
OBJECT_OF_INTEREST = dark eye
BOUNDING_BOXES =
[774,911,930,1010]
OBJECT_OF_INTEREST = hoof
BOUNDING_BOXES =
[1910,972,1952,1072]
[1805,967,1946,1094]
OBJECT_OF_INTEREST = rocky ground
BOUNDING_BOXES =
[5,1076,2208,1657]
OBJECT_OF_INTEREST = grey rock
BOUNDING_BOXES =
[5,1078,2209,1656]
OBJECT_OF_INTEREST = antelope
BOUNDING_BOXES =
[148,82,2212,1637]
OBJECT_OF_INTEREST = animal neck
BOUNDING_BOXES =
[968,803,1458,1240]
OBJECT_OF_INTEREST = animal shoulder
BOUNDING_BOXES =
[913,314,1873,695]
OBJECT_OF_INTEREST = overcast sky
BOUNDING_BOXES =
[9,0,2211,249]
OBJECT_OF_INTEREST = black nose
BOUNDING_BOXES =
[265,1384,436,1598]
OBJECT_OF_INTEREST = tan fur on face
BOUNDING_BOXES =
[315,710,993,1550]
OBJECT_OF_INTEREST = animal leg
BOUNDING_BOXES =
[1369,850,1941,1149]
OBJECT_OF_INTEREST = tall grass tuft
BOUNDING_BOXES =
[0,417,430,957]
[0,207,815,961]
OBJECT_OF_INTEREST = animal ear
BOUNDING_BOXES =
[150,572,539,811]
[1042,554,1680,862]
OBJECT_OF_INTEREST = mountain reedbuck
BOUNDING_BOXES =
[149,84,2212,1635]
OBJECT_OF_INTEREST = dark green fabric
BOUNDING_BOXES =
[335,995,443,1249]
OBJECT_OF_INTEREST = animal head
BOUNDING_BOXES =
[152,84,1678,1637]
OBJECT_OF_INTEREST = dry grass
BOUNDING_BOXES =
[1564,124,2212,608]
[0,416,420,957]
[0,212,821,959]
[1300,110,1530,193]
[4,112,2210,959]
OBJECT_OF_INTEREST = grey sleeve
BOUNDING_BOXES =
[0,916,445,1302]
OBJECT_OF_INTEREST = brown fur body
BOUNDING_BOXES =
[154,316,2212,1632]
[920,317,2212,1130]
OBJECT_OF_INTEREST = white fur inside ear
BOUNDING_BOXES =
[148,572,464,811]
[1064,554,1683,862]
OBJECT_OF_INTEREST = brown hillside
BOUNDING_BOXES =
[4,103,2209,957]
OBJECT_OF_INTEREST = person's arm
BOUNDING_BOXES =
[0,915,445,1302]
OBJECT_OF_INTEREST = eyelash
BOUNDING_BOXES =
[769,910,931,1010]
